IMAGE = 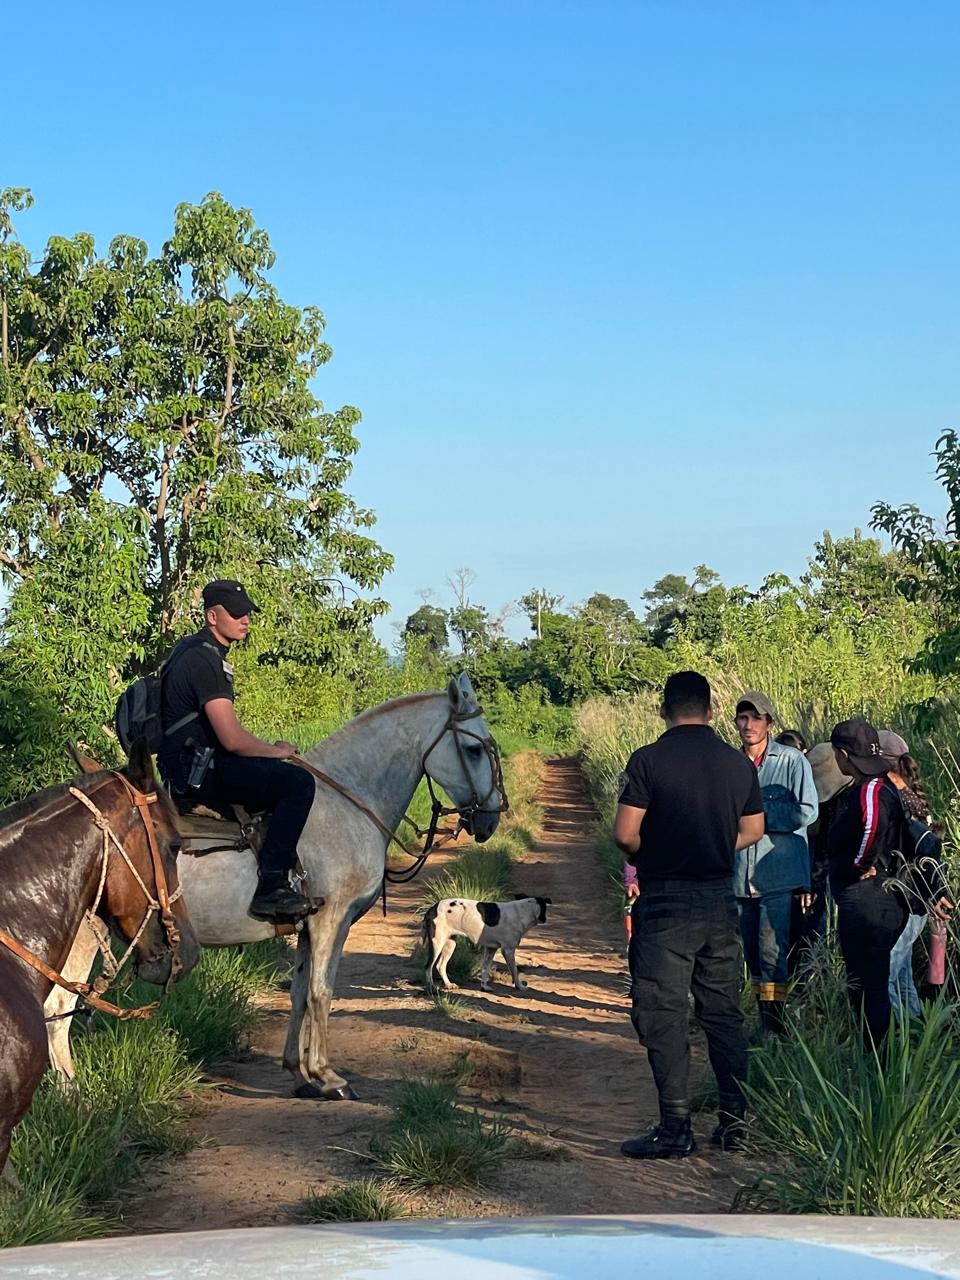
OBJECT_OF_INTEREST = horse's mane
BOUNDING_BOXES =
[0,768,116,831]
[313,692,447,751]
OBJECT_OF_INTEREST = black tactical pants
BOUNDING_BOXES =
[197,753,316,878]
[629,879,748,1111]
[834,875,907,1047]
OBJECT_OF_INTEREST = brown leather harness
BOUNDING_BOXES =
[0,773,184,1021]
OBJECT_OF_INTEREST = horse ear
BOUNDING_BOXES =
[458,672,477,704]
[125,738,156,792]
[447,678,461,709]
[66,743,104,775]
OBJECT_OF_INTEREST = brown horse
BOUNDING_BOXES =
[0,740,200,1178]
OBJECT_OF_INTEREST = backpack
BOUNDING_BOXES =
[114,639,197,757]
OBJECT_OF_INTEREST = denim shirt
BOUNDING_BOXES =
[733,739,819,896]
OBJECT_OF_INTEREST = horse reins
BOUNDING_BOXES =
[0,773,184,1021]
[290,702,510,912]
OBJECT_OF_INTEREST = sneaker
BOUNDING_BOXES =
[620,1124,696,1160]
[248,882,316,922]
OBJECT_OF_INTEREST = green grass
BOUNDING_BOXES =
[740,949,960,1216]
[0,1021,203,1247]
[422,847,514,906]
[429,988,471,1020]
[291,1178,409,1222]
[99,939,290,1065]
[1,938,290,1248]
[364,1074,512,1190]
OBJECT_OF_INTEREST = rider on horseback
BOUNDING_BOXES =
[157,579,316,923]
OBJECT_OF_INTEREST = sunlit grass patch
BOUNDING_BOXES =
[291,1177,409,1222]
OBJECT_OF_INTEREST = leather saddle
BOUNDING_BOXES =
[171,797,264,857]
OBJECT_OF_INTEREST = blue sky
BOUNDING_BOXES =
[5,1,958,644]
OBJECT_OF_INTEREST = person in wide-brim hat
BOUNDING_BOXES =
[807,742,853,805]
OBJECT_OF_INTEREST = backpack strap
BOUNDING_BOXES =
[159,638,226,739]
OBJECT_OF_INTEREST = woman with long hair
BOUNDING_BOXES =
[880,730,941,1016]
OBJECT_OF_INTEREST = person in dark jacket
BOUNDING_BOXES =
[828,718,908,1047]
[159,579,317,923]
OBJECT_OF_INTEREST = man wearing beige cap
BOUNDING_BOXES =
[734,691,818,1036]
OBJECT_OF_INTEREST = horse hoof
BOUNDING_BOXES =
[327,1083,359,1101]
[293,1081,359,1102]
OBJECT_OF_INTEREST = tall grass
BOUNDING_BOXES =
[0,1024,202,1247]
[743,990,960,1216]
[0,938,290,1248]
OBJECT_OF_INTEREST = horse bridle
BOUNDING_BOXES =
[0,772,185,1020]
[419,704,509,840]
[291,702,509,892]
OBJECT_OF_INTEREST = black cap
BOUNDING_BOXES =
[202,579,258,618]
[830,717,888,777]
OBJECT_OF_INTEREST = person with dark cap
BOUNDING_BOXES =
[828,717,909,1046]
[158,579,317,922]
[733,691,818,1036]
[614,671,764,1159]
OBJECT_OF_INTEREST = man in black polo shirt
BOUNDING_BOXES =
[159,579,317,923]
[614,670,764,1157]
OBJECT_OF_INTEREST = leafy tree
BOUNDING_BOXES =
[403,604,449,656]
[0,189,391,779]
[519,588,564,639]
[644,565,726,646]
[872,431,960,680]
[448,604,492,658]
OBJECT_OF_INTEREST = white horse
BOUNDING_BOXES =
[45,676,505,1099]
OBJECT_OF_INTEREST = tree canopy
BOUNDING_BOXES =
[0,189,391,786]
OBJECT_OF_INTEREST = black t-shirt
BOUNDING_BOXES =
[618,724,763,882]
[827,775,903,891]
[157,628,235,785]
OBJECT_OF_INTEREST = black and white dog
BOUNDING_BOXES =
[421,895,551,993]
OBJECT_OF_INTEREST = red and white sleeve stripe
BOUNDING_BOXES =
[853,778,883,869]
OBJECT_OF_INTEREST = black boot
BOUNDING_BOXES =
[621,1102,696,1160]
[248,874,314,922]
[759,1000,786,1039]
[711,1095,747,1152]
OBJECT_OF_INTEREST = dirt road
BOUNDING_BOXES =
[120,758,748,1232]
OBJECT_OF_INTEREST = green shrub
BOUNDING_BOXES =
[371,1109,510,1189]
[291,1178,408,1222]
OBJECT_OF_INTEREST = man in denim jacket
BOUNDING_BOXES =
[734,692,818,1036]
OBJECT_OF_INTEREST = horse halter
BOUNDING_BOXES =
[420,703,510,841]
[74,774,184,969]
[58,773,185,1013]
